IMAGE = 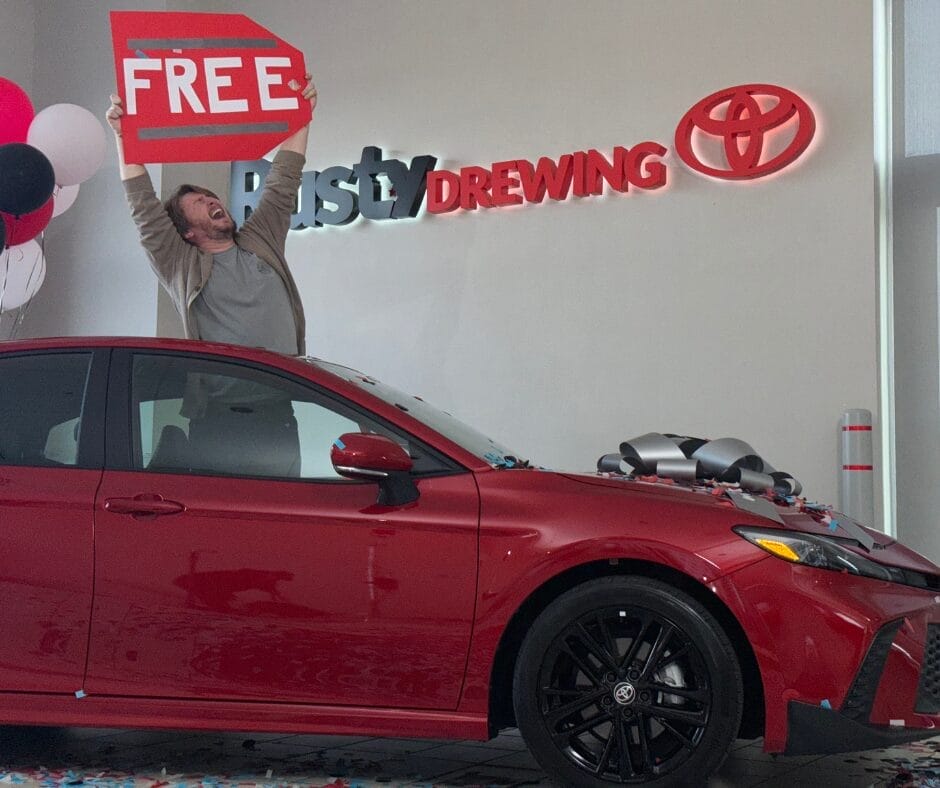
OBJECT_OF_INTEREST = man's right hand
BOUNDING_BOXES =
[107,92,147,180]
[106,94,123,137]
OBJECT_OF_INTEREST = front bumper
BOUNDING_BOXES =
[785,700,936,755]
[784,613,940,753]
[714,557,940,753]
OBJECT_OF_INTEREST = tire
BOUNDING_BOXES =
[513,576,743,787]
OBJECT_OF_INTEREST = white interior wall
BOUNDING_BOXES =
[10,0,166,341]
[222,0,878,511]
[9,0,880,526]
[892,0,940,561]
[0,1,36,94]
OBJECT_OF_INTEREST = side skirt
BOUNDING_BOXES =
[0,693,490,741]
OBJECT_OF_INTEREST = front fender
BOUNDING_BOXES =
[458,531,762,714]
[456,469,769,715]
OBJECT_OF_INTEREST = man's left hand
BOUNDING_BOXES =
[301,74,317,113]
[279,72,317,154]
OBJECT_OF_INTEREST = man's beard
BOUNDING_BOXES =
[200,217,236,240]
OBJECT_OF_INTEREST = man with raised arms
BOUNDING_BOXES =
[105,76,318,477]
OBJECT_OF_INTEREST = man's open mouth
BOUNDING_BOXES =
[211,208,225,219]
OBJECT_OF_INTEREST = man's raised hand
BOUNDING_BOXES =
[105,94,124,137]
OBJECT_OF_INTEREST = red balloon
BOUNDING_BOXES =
[0,78,34,145]
[2,197,53,246]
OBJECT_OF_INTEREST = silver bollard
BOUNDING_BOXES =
[840,409,874,527]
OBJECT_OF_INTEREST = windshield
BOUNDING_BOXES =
[306,359,525,466]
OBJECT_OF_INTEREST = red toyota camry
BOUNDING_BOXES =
[1,336,938,787]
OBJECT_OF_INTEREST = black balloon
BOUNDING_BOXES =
[0,143,55,216]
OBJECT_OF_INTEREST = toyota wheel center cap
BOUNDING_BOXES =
[613,681,637,706]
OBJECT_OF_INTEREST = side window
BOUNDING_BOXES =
[130,354,448,480]
[0,353,92,468]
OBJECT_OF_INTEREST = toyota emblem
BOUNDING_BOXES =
[674,84,816,180]
[613,681,637,706]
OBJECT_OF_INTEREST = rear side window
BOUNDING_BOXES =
[0,353,92,467]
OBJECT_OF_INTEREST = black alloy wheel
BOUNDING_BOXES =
[513,576,743,787]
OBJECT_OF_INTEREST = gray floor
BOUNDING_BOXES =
[0,726,933,786]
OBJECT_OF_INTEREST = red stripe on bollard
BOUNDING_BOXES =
[840,408,874,526]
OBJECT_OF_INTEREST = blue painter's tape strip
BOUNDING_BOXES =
[74,689,86,699]
[820,698,832,709]
[484,452,513,468]
[828,520,839,532]
[333,438,346,450]
[135,49,148,59]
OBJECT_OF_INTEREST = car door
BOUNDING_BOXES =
[0,348,107,692]
[85,349,480,710]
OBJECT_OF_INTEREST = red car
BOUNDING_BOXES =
[1,336,939,787]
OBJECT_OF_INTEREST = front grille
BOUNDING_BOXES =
[841,619,902,721]
[915,624,940,714]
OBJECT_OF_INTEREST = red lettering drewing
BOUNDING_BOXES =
[111,11,312,164]
[516,156,573,203]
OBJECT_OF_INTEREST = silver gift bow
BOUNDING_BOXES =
[599,432,802,497]
[597,434,878,551]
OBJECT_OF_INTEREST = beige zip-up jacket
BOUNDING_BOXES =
[122,149,307,356]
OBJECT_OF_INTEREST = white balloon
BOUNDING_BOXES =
[52,184,79,217]
[0,240,46,312]
[28,103,106,186]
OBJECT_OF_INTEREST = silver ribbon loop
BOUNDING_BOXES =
[691,438,762,478]
[655,458,701,483]
[725,468,775,493]
[619,433,687,475]
[770,472,802,497]
[597,453,623,473]
[672,435,708,457]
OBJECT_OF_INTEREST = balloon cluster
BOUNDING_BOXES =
[0,76,105,313]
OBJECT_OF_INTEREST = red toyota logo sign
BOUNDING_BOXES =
[674,84,815,180]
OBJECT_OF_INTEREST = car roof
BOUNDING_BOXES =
[2,335,294,357]
[0,336,346,377]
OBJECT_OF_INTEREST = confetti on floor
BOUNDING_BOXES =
[9,726,940,787]
[0,774,371,788]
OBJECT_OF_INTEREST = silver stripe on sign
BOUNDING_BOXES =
[139,122,289,140]
[127,38,277,49]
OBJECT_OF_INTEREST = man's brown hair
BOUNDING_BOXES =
[163,184,220,239]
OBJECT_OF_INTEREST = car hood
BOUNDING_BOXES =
[559,471,940,577]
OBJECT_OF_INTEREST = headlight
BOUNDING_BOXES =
[733,525,909,585]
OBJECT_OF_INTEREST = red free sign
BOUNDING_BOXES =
[110,11,311,164]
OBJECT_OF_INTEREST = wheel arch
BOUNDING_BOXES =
[487,558,765,740]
